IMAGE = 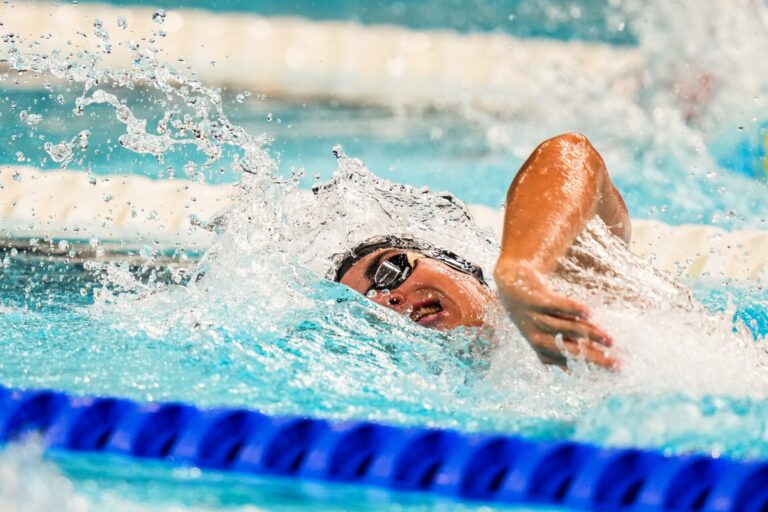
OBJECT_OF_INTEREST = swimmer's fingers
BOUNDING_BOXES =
[564,338,619,370]
[537,353,562,366]
[532,334,618,370]
[527,291,591,321]
[530,312,612,347]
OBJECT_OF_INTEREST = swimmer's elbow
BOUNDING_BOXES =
[547,132,604,167]
[529,132,606,184]
[536,132,590,152]
[544,132,591,147]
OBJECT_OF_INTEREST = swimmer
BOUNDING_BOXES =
[332,133,629,370]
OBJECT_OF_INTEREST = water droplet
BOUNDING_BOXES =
[44,141,74,165]
[332,144,345,159]
[117,16,127,29]
[183,162,197,178]
[24,113,43,126]
[152,9,166,24]
[77,129,90,149]
[366,290,377,298]
[15,151,25,162]
[266,113,273,122]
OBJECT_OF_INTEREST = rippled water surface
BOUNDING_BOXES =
[1,0,768,510]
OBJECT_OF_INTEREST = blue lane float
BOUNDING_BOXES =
[0,385,766,511]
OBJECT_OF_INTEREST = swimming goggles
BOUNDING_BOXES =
[369,251,487,292]
[369,252,420,291]
[332,235,487,288]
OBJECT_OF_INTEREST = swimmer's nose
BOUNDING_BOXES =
[385,292,405,309]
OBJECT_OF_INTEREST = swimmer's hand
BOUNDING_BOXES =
[494,133,628,370]
[494,261,618,370]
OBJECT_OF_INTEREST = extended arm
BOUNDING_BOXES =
[493,133,629,369]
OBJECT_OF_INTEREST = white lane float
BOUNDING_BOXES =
[1,166,765,281]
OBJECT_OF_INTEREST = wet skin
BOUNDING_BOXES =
[339,133,626,370]
[340,248,495,331]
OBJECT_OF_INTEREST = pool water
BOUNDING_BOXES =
[5,440,553,512]
[3,87,768,230]
[2,0,768,510]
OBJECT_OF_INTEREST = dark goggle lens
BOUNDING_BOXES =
[372,253,413,290]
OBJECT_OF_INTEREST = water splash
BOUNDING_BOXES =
[2,437,478,511]
[0,0,767,464]
[0,439,91,512]
[4,10,273,181]
[479,0,768,229]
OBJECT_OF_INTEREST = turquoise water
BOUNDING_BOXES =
[2,0,768,510]
[7,443,543,511]
[3,87,767,230]
[0,255,766,509]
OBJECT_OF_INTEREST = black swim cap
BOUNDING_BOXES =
[331,235,487,286]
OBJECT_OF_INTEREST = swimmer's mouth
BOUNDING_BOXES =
[410,300,445,325]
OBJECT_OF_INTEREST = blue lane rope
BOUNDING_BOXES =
[0,385,766,511]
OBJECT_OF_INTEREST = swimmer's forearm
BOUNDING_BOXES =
[496,132,630,275]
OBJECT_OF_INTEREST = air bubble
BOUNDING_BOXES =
[366,290,377,298]
[117,16,127,29]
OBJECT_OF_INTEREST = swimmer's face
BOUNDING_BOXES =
[339,248,495,330]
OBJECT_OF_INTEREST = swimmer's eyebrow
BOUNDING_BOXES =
[364,249,396,281]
